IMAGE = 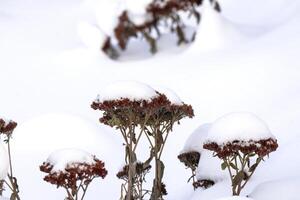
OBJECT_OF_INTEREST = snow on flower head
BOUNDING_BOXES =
[206,112,275,145]
[154,86,183,106]
[0,142,9,180]
[95,81,159,103]
[46,148,96,173]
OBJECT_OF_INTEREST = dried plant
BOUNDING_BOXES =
[102,0,221,59]
[204,138,278,195]
[192,179,214,189]
[0,118,20,200]
[91,93,171,200]
[40,157,107,200]
[177,151,200,189]
[144,103,194,200]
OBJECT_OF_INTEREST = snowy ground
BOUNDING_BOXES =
[0,0,300,199]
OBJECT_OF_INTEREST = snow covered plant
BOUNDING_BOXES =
[39,149,107,200]
[91,81,171,200]
[91,81,194,200]
[0,118,20,200]
[100,0,221,59]
[203,112,278,196]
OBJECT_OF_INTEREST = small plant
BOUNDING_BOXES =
[102,0,221,59]
[40,149,107,200]
[177,151,200,189]
[203,112,278,196]
[0,118,20,200]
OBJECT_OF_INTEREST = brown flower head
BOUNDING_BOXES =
[178,151,200,170]
[0,118,17,137]
[40,157,107,193]
[203,138,278,159]
[193,179,215,189]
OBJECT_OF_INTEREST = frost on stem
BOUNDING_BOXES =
[0,118,20,200]
[203,112,278,196]
[40,149,107,200]
[102,0,221,59]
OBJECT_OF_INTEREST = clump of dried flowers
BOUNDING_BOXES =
[40,154,107,200]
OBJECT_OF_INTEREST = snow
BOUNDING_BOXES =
[95,81,159,102]
[193,0,246,52]
[154,86,183,106]
[215,197,253,200]
[196,150,227,182]
[182,123,211,153]
[46,148,96,173]
[249,178,300,200]
[0,142,9,180]
[1,0,300,199]
[205,112,275,145]
[77,21,107,51]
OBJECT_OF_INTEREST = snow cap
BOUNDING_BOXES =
[206,112,274,144]
[96,81,159,102]
[47,148,96,173]
[154,86,183,105]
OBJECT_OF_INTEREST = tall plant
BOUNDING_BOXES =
[144,102,194,199]
[91,93,170,200]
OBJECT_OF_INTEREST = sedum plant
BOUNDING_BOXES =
[91,81,171,200]
[0,118,20,200]
[144,100,194,200]
[40,149,107,200]
[101,0,221,59]
[203,112,278,196]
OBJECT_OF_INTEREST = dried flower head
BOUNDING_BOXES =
[91,92,172,127]
[0,118,17,137]
[40,157,107,199]
[116,162,151,180]
[193,179,215,189]
[178,151,200,170]
[203,138,278,159]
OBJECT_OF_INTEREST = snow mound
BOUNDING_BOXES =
[77,21,107,50]
[96,81,158,102]
[215,197,253,200]
[206,112,274,144]
[47,148,96,173]
[193,0,246,52]
[0,142,9,180]
[182,123,211,153]
[154,86,183,106]
[196,150,227,182]
[249,178,300,200]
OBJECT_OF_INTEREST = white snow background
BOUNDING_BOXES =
[0,0,300,199]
